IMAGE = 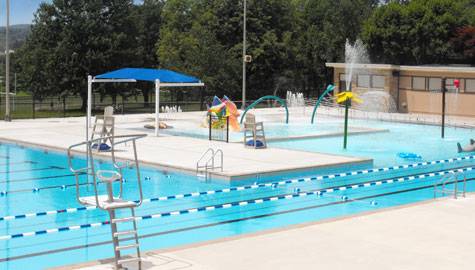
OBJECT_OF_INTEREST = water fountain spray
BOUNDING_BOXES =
[339,40,366,149]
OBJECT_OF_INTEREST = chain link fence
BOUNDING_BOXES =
[0,92,288,120]
[0,94,207,119]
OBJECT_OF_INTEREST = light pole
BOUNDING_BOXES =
[5,0,11,121]
[241,0,247,110]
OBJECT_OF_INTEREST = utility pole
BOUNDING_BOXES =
[241,0,247,110]
[5,0,11,121]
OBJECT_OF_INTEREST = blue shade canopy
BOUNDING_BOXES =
[95,68,201,83]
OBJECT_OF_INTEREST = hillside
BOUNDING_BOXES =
[0,24,31,51]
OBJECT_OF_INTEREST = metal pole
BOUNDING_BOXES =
[155,79,160,137]
[241,0,247,110]
[5,0,11,121]
[441,78,446,139]
[87,75,92,127]
[343,100,349,149]
[209,114,212,141]
[13,72,16,111]
[226,116,229,143]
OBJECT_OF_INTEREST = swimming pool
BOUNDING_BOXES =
[271,119,475,167]
[0,141,474,269]
[162,120,380,142]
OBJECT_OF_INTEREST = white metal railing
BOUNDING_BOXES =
[196,148,223,181]
[434,171,467,199]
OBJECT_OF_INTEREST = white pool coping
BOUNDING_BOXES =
[57,194,475,270]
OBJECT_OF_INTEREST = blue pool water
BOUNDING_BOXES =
[271,119,475,167]
[0,133,474,269]
[163,121,366,142]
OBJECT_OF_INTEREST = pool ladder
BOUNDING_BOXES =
[68,134,147,270]
[433,171,467,199]
[196,148,223,181]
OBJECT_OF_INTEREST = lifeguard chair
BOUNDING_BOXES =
[91,106,115,146]
[68,134,147,269]
[243,113,267,149]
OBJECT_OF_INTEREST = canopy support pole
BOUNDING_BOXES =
[155,79,160,137]
[87,75,92,128]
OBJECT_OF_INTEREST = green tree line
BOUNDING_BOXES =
[14,0,475,110]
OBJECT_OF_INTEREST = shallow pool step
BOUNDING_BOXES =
[114,230,137,238]
[116,243,139,251]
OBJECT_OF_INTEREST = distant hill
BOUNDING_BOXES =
[0,24,31,51]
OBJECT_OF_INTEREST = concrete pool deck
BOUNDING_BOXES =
[59,194,475,270]
[0,114,372,181]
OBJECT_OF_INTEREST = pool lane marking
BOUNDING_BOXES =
[0,161,37,167]
[0,178,475,263]
[1,154,474,195]
[0,166,66,175]
[1,163,473,221]
[2,176,474,263]
[0,172,85,184]
[0,167,472,240]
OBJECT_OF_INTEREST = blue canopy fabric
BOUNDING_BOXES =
[95,68,201,83]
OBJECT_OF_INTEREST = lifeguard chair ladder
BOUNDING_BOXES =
[68,134,147,269]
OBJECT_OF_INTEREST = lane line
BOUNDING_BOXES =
[0,166,65,174]
[0,167,472,239]
[1,164,473,221]
[1,177,473,263]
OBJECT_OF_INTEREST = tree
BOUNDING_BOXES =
[18,0,137,110]
[294,0,377,96]
[362,0,470,64]
[157,0,240,105]
[451,26,475,65]
[133,0,165,105]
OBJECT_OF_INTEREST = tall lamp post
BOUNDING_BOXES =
[241,0,247,110]
[4,0,11,121]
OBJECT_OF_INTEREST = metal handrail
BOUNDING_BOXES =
[433,171,467,199]
[196,148,224,181]
[67,134,147,209]
[207,149,223,172]
[196,148,215,172]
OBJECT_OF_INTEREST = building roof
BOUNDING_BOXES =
[326,63,475,75]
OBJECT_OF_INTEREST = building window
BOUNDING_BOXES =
[371,75,385,89]
[357,74,370,88]
[400,76,412,90]
[412,77,426,90]
[466,79,475,93]
[428,77,442,91]
[445,78,460,92]
[339,73,347,91]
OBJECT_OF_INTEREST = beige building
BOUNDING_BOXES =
[326,63,475,117]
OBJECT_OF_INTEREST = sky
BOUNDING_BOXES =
[0,0,143,26]
[0,0,47,26]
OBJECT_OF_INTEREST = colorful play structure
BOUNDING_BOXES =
[206,96,241,132]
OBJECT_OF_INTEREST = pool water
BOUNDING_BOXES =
[162,120,371,142]
[0,141,474,269]
[271,119,475,167]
